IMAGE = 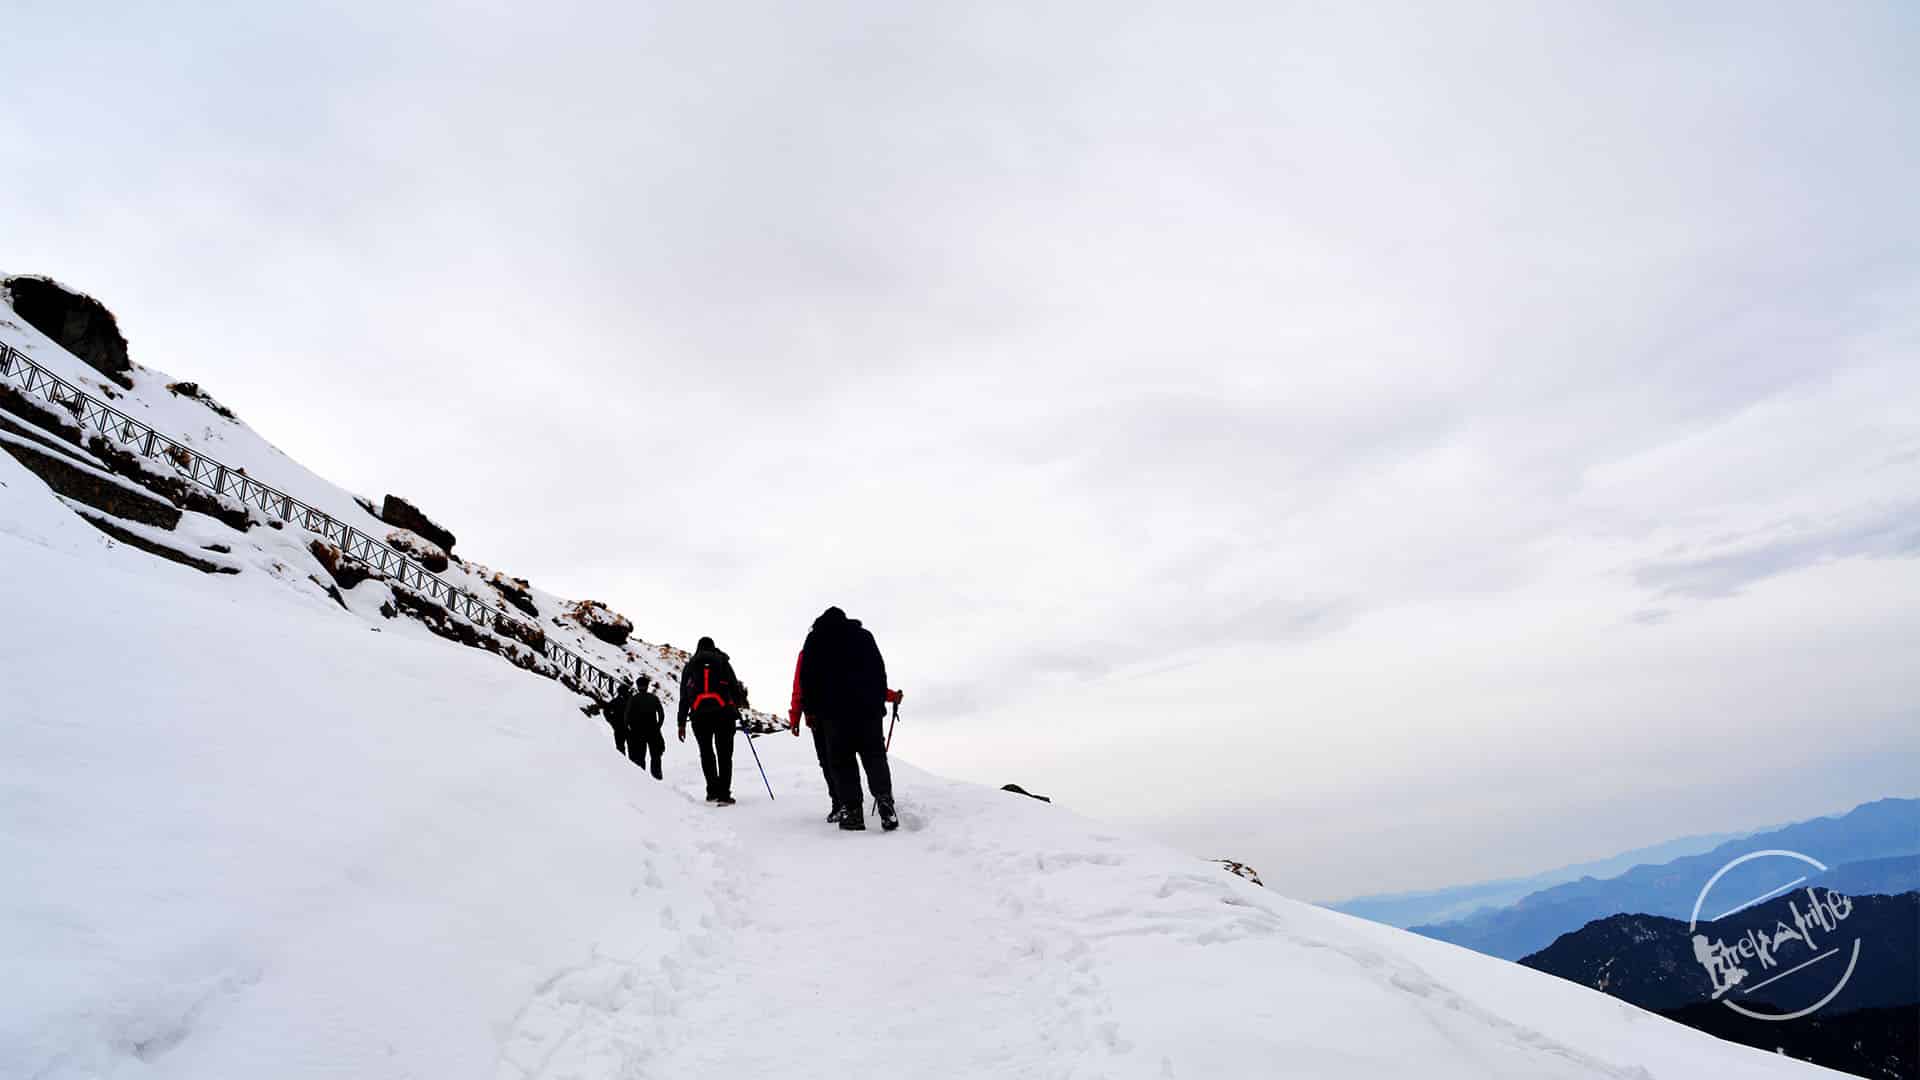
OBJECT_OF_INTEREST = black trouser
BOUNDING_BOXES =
[826,711,892,818]
[610,721,629,757]
[631,721,665,779]
[691,710,736,799]
[809,722,842,809]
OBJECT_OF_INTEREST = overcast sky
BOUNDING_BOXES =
[8,1,1917,898]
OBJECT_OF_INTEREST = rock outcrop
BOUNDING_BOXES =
[378,494,457,555]
[3,276,133,388]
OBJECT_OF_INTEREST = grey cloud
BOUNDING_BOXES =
[1634,504,1920,599]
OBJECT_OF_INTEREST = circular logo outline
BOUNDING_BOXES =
[1689,848,1861,1022]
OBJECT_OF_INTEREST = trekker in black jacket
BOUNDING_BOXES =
[798,607,897,831]
[605,680,636,759]
[629,675,667,780]
[678,636,745,805]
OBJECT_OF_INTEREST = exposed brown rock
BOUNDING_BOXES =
[72,509,236,575]
[309,540,371,591]
[385,529,449,573]
[85,435,253,532]
[0,383,86,448]
[493,613,547,655]
[164,381,238,421]
[378,495,456,555]
[0,436,182,529]
[567,599,633,646]
[1213,859,1265,887]
[4,276,133,388]
[487,573,538,618]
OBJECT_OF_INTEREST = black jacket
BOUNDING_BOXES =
[605,687,634,729]
[678,642,743,725]
[798,607,887,722]
[633,689,664,728]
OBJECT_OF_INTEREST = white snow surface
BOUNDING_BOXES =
[1,448,1838,1078]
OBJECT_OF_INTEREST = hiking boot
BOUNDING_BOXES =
[839,814,867,831]
[650,763,663,781]
[826,805,845,824]
[877,798,899,832]
[715,795,735,806]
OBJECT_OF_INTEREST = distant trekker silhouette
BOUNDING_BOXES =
[628,674,666,780]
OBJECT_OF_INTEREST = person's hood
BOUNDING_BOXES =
[812,606,861,632]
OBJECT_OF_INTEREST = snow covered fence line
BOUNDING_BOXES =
[0,340,621,701]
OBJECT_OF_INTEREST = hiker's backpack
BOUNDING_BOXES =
[685,657,737,715]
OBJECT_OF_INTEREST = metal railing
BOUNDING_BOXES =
[0,341,619,700]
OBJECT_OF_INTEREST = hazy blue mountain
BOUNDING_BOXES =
[1411,798,1920,960]
[1323,826,1758,928]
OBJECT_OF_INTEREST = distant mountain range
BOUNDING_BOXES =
[1323,826,1758,928]
[1519,881,1919,1014]
[1411,798,1920,960]
[1519,884,1919,1079]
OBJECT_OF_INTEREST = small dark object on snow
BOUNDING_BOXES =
[1002,784,1052,803]
[164,381,238,421]
[1214,859,1265,887]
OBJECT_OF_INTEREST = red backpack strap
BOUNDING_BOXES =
[691,664,729,712]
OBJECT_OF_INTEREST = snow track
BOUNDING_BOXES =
[483,744,1818,1080]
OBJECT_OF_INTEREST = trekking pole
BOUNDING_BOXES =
[876,695,903,818]
[742,718,775,801]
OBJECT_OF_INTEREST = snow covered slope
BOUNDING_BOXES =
[0,277,747,719]
[2,423,1840,1077]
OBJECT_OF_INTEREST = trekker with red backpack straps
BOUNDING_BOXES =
[678,636,746,805]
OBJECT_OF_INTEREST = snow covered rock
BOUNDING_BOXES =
[1215,858,1266,887]
[384,527,449,573]
[2,275,132,386]
[566,598,634,647]
[377,493,457,555]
